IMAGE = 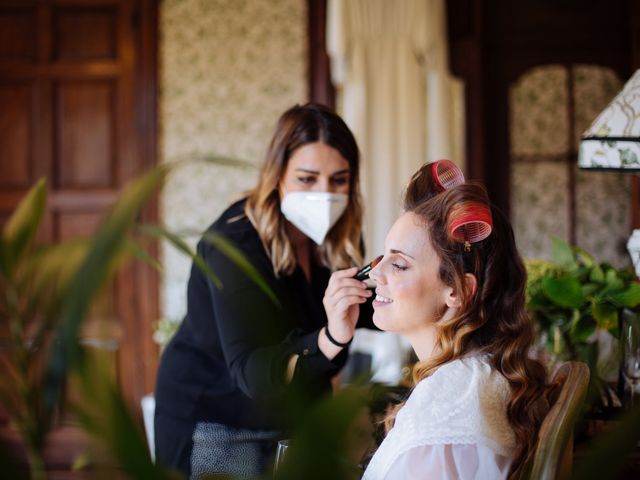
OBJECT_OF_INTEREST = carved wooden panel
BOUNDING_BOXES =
[54,208,119,323]
[0,82,33,187]
[55,210,103,240]
[0,6,37,61]
[55,81,115,189]
[53,6,117,61]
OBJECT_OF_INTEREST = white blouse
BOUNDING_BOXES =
[362,356,516,480]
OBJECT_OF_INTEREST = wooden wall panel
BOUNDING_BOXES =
[55,210,103,240]
[55,81,115,188]
[0,82,33,186]
[0,0,159,473]
[53,7,117,61]
[307,0,335,107]
[0,6,37,61]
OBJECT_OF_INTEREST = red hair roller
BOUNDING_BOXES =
[449,201,493,246]
[431,159,465,192]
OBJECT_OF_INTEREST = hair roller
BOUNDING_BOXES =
[448,201,493,246]
[431,159,465,192]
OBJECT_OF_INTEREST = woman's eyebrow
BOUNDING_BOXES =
[294,168,350,176]
[389,248,415,259]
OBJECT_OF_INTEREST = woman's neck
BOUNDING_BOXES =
[407,327,438,362]
[408,308,458,362]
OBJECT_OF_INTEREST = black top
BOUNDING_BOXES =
[155,199,373,431]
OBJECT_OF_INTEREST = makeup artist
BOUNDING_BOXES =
[154,103,375,479]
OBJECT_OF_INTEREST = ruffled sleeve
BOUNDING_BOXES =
[383,443,512,480]
[362,356,516,480]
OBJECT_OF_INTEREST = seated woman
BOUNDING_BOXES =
[362,163,547,480]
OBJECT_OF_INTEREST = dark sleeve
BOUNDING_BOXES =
[200,237,345,401]
[356,288,378,330]
[357,236,379,331]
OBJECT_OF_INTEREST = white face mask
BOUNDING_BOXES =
[280,191,349,245]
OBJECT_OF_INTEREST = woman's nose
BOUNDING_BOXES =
[314,178,330,192]
[369,259,384,284]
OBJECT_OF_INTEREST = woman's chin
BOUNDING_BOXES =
[372,312,393,332]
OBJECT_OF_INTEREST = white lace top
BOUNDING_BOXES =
[362,356,516,480]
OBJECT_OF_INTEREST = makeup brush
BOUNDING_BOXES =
[354,255,383,281]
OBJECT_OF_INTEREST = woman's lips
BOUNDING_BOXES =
[373,293,393,307]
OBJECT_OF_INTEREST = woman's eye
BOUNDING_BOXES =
[391,263,408,272]
[298,176,315,184]
[331,177,349,186]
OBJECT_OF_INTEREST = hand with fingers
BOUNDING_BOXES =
[322,266,372,346]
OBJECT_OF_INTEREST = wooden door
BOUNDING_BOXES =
[0,0,158,471]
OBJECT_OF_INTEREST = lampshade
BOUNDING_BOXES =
[578,69,640,171]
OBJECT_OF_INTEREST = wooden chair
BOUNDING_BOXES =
[528,361,590,480]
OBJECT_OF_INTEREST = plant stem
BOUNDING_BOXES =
[561,329,576,359]
[27,442,46,480]
[4,280,48,479]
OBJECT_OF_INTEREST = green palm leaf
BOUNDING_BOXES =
[42,166,168,419]
[1,178,46,276]
[202,232,280,307]
[139,224,222,289]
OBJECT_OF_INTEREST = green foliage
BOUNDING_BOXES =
[274,387,371,480]
[153,317,182,347]
[1,178,46,276]
[0,170,177,480]
[43,166,170,425]
[202,232,281,307]
[526,237,640,367]
[140,224,223,289]
[0,159,285,479]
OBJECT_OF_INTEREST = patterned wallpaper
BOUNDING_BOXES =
[510,66,569,158]
[160,0,307,320]
[510,65,629,267]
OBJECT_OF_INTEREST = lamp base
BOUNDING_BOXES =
[627,229,640,278]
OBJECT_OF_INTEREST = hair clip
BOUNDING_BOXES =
[431,159,465,192]
[449,201,493,246]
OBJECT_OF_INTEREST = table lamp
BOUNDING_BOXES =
[578,68,640,277]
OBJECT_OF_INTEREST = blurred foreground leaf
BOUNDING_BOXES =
[42,166,169,424]
[1,156,259,478]
[276,387,371,480]
[72,351,179,480]
[0,438,22,479]
[1,178,46,276]
[139,224,222,289]
[203,232,280,308]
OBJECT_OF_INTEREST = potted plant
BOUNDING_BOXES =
[0,159,271,478]
[525,237,640,405]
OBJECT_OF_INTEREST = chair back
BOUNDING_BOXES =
[528,361,590,480]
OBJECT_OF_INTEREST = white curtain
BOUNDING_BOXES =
[327,0,464,384]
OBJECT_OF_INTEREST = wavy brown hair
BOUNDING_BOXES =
[244,103,364,275]
[390,168,547,479]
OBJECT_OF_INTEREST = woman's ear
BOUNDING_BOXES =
[444,273,477,308]
[464,273,478,297]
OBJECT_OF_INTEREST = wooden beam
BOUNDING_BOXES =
[307,0,335,108]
